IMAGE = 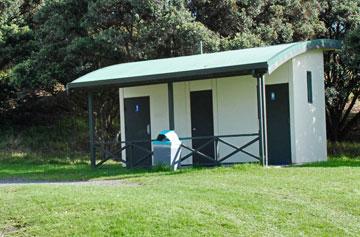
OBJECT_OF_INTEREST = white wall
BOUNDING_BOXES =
[119,84,169,164]
[291,50,327,163]
[265,61,296,163]
[265,53,327,164]
[266,61,291,85]
[173,77,260,164]
[173,79,216,165]
[121,77,261,165]
[119,50,327,165]
[216,76,259,162]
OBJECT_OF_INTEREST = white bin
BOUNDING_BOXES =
[153,130,182,171]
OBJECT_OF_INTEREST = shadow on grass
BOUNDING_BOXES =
[0,160,254,182]
[0,161,206,182]
[1,156,359,182]
[297,157,360,168]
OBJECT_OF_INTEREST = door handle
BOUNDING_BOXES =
[146,124,151,135]
[192,128,196,131]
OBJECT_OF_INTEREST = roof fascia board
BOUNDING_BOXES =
[267,39,342,74]
[68,62,268,89]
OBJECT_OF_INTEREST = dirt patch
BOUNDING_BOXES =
[0,218,27,237]
[0,225,19,237]
[0,179,141,187]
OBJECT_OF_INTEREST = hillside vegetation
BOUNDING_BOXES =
[0,0,359,148]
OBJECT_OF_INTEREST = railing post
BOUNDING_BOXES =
[88,92,96,168]
[130,142,134,168]
[261,75,268,167]
[168,82,175,130]
[254,71,268,167]
[214,137,218,163]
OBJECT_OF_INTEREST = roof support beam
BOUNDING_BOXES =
[255,72,268,167]
[168,82,175,130]
[88,92,96,168]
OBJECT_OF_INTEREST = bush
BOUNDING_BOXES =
[328,142,360,158]
[0,117,88,161]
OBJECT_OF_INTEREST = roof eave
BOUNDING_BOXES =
[67,62,268,90]
[267,39,342,74]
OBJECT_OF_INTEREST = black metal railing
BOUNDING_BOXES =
[94,140,154,168]
[179,133,260,166]
[93,133,260,168]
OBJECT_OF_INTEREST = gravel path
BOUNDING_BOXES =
[0,179,141,187]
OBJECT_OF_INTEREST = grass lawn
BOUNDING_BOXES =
[0,157,360,236]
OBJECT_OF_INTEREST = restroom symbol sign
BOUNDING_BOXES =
[271,92,276,101]
[135,104,140,112]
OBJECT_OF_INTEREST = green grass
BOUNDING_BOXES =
[0,157,360,236]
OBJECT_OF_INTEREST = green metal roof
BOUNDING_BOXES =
[68,39,341,89]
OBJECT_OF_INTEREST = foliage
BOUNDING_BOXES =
[11,0,90,91]
[0,0,41,112]
[93,89,120,147]
[0,116,88,159]
[325,27,360,141]
[328,141,360,157]
[188,0,325,42]
[189,0,360,140]
[142,4,220,58]
[319,0,360,140]
[0,0,359,141]
[8,0,220,90]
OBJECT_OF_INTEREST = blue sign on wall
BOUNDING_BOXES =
[135,104,140,112]
[271,92,276,101]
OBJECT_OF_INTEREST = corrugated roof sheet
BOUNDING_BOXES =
[68,39,341,89]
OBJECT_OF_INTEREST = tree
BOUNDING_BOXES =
[9,0,221,142]
[0,0,42,113]
[84,0,221,145]
[189,0,360,141]
[142,3,220,58]
[188,0,325,43]
[2,0,359,142]
[11,0,90,92]
[325,25,360,141]
[318,0,360,141]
